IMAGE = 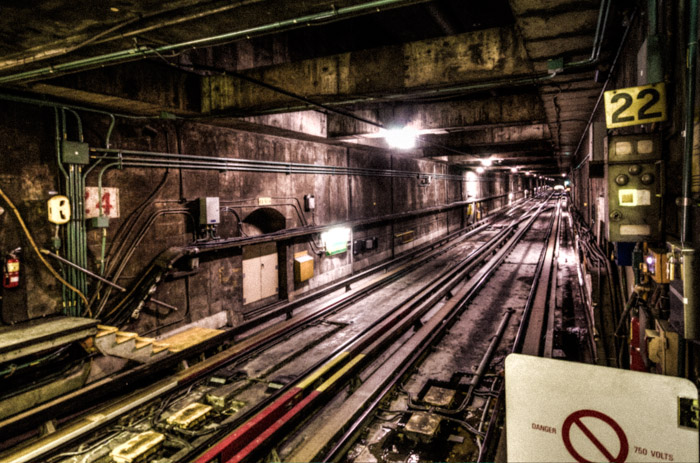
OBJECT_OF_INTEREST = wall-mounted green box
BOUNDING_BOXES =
[61,141,90,165]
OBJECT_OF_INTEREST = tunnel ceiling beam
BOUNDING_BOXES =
[327,93,546,138]
[200,26,533,114]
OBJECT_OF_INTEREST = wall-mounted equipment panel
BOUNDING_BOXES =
[607,134,663,242]
[61,141,90,165]
[199,197,220,225]
[608,133,661,163]
[294,252,314,283]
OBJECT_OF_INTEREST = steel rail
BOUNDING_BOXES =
[193,200,547,463]
[318,197,553,463]
[1,204,532,463]
[478,196,562,462]
[191,225,517,462]
[0,199,528,444]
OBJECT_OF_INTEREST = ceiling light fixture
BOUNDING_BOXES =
[384,127,418,149]
[480,158,493,167]
[510,167,518,173]
[476,166,485,174]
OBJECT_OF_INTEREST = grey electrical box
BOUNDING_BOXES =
[304,194,315,211]
[607,134,663,242]
[61,141,90,165]
[199,197,220,225]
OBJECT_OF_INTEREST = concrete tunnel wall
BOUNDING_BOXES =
[0,100,530,334]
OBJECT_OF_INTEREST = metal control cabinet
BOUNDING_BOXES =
[242,243,278,304]
[199,197,220,225]
[607,134,663,242]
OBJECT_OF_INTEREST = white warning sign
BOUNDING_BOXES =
[84,186,120,218]
[505,354,698,463]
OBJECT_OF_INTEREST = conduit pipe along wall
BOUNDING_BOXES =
[681,0,698,246]
[0,0,428,84]
[89,147,464,181]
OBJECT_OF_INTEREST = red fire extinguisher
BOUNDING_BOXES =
[3,249,20,289]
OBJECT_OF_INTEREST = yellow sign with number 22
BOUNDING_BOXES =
[604,82,667,129]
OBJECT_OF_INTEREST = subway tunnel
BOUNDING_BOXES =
[0,1,698,462]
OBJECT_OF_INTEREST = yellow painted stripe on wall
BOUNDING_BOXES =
[296,351,350,390]
[316,354,365,392]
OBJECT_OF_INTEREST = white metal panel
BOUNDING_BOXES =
[85,187,120,218]
[506,353,698,463]
[242,257,261,305]
[259,252,278,300]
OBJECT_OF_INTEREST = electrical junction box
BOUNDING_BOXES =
[47,195,70,224]
[61,140,90,165]
[304,194,315,211]
[89,216,110,229]
[607,134,663,242]
[199,197,220,225]
[405,412,441,443]
[647,248,670,284]
[646,320,679,376]
[294,251,314,283]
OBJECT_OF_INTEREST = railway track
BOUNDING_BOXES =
[275,196,563,463]
[1,196,558,463]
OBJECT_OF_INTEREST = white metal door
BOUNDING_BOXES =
[259,252,278,299]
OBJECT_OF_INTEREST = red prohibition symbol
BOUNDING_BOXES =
[562,409,629,463]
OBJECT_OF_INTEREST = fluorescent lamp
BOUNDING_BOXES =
[321,227,351,255]
[384,127,418,149]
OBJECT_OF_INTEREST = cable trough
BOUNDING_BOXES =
[0,197,553,463]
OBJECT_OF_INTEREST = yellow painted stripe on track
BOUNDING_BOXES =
[316,354,365,392]
[296,351,350,390]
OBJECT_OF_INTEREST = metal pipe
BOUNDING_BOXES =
[573,7,639,170]
[42,249,126,292]
[0,0,428,85]
[40,249,179,313]
[681,0,698,244]
[467,309,514,397]
[648,0,658,36]
[568,0,611,66]
[0,16,140,72]
[0,93,154,120]
[89,146,420,175]
[90,149,463,180]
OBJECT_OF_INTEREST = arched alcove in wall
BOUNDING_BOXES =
[242,207,286,236]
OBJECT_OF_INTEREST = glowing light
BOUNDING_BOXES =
[510,167,518,173]
[476,166,485,174]
[562,173,567,177]
[321,227,351,255]
[384,127,418,149]
[480,158,493,167]
[646,256,654,266]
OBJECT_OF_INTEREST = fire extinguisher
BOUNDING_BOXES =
[3,248,21,289]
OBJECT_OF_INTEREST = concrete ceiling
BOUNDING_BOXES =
[0,0,633,174]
